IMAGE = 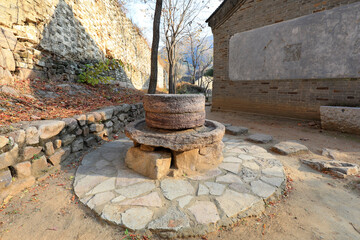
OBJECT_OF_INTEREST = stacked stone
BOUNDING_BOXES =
[0,103,144,202]
[125,94,225,180]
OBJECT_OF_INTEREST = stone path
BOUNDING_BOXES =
[73,135,286,237]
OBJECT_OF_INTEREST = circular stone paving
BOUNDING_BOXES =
[74,136,286,238]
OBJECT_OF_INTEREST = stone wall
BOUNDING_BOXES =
[209,0,360,119]
[0,103,144,203]
[0,0,166,89]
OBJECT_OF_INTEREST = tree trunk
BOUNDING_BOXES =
[168,63,176,93]
[147,0,163,94]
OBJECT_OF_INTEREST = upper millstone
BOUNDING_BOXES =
[143,94,205,130]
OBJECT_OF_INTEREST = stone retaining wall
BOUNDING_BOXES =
[0,0,166,89]
[0,103,144,203]
[320,106,360,135]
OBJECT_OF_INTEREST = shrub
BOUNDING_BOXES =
[78,59,124,86]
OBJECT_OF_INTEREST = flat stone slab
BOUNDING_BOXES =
[225,126,249,135]
[74,137,285,238]
[301,158,359,178]
[271,141,308,155]
[247,134,273,143]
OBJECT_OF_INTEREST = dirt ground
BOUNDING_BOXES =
[1,108,359,240]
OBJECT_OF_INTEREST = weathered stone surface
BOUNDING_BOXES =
[125,147,171,180]
[146,111,206,130]
[54,139,62,149]
[197,184,209,195]
[90,123,104,132]
[71,138,84,152]
[25,127,39,145]
[242,161,260,171]
[31,120,65,140]
[219,162,240,174]
[229,183,250,193]
[87,178,115,195]
[0,169,12,189]
[122,207,153,230]
[260,176,284,187]
[0,144,18,169]
[105,121,113,128]
[116,169,149,187]
[320,106,360,135]
[75,115,87,126]
[48,149,66,165]
[148,206,190,231]
[216,190,261,217]
[174,142,224,175]
[251,180,276,198]
[0,27,17,50]
[119,192,162,207]
[144,94,205,114]
[271,141,308,155]
[101,204,122,225]
[205,182,226,196]
[7,130,25,145]
[189,168,223,181]
[188,201,220,224]
[45,142,55,156]
[301,158,359,178]
[84,137,97,147]
[111,195,126,203]
[95,108,114,121]
[161,179,195,200]
[31,156,48,175]
[0,136,8,150]
[140,144,156,152]
[177,195,193,208]
[125,119,225,151]
[61,134,76,146]
[13,161,31,178]
[63,118,78,132]
[247,134,273,143]
[225,126,248,135]
[216,173,243,184]
[1,49,15,71]
[237,154,256,161]
[322,148,348,160]
[23,146,42,161]
[115,182,156,198]
[262,167,285,178]
[87,191,115,209]
[223,156,243,163]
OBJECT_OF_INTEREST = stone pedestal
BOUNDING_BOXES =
[125,147,171,180]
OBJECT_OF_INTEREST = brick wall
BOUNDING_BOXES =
[211,0,360,119]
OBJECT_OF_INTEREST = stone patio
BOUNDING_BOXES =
[74,135,286,237]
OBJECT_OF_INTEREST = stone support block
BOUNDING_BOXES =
[125,147,171,180]
[23,146,42,161]
[31,156,48,175]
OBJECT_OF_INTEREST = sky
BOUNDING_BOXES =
[123,0,223,44]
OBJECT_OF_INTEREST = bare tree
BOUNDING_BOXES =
[162,0,209,94]
[147,0,163,94]
[183,26,212,84]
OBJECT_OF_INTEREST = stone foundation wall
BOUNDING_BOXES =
[320,106,360,135]
[0,0,166,89]
[209,0,360,119]
[0,103,144,203]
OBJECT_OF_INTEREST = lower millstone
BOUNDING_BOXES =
[145,111,205,130]
[125,141,224,179]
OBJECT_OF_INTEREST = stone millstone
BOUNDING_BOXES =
[143,94,205,114]
[146,111,205,130]
[143,94,205,130]
[125,119,225,151]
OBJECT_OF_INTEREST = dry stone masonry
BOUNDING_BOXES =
[0,103,144,202]
[73,135,286,238]
[0,0,166,89]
